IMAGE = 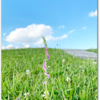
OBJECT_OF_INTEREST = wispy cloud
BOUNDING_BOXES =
[69,29,76,33]
[1,44,31,50]
[58,25,65,29]
[3,32,6,36]
[83,27,87,30]
[23,44,30,48]
[34,34,67,45]
[60,34,67,39]
[89,10,97,17]
[1,44,18,50]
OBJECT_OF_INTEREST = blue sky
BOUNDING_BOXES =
[1,0,97,49]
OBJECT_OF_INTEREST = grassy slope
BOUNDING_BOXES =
[1,48,97,99]
[87,49,97,53]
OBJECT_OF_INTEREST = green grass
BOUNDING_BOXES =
[87,49,97,53]
[1,48,97,100]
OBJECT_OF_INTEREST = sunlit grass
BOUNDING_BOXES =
[1,48,97,99]
[87,49,97,53]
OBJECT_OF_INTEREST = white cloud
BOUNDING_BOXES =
[3,32,6,36]
[34,34,67,45]
[16,46,19,49]
[83,27,87,30]
[89,10,97,17]
[5,23,68,46]
[69,29,76,33]
[6,44,15,49]
[58,25,65,28]
[52,34,67,40]
[34,39,43,45]
[1,44,18,50]
[1,46,6,50]
[23,44,30,48]
[6,24,53,43]
[60,34,67,39]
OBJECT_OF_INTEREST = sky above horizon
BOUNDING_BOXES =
[1,0,97,49]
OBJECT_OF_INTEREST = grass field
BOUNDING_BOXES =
[87,49,97,53]
[1,48,97,100]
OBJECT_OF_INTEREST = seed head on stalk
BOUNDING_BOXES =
[42,36,47,49]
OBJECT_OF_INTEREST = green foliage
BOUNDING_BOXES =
[1,48,97,99]
[87,49,97,53]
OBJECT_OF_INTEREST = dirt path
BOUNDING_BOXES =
[62,49,97,60]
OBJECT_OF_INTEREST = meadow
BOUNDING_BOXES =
[1,48,97,100]
[87,49,97,53]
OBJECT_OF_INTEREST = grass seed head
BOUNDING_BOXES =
[42,36,47,48]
